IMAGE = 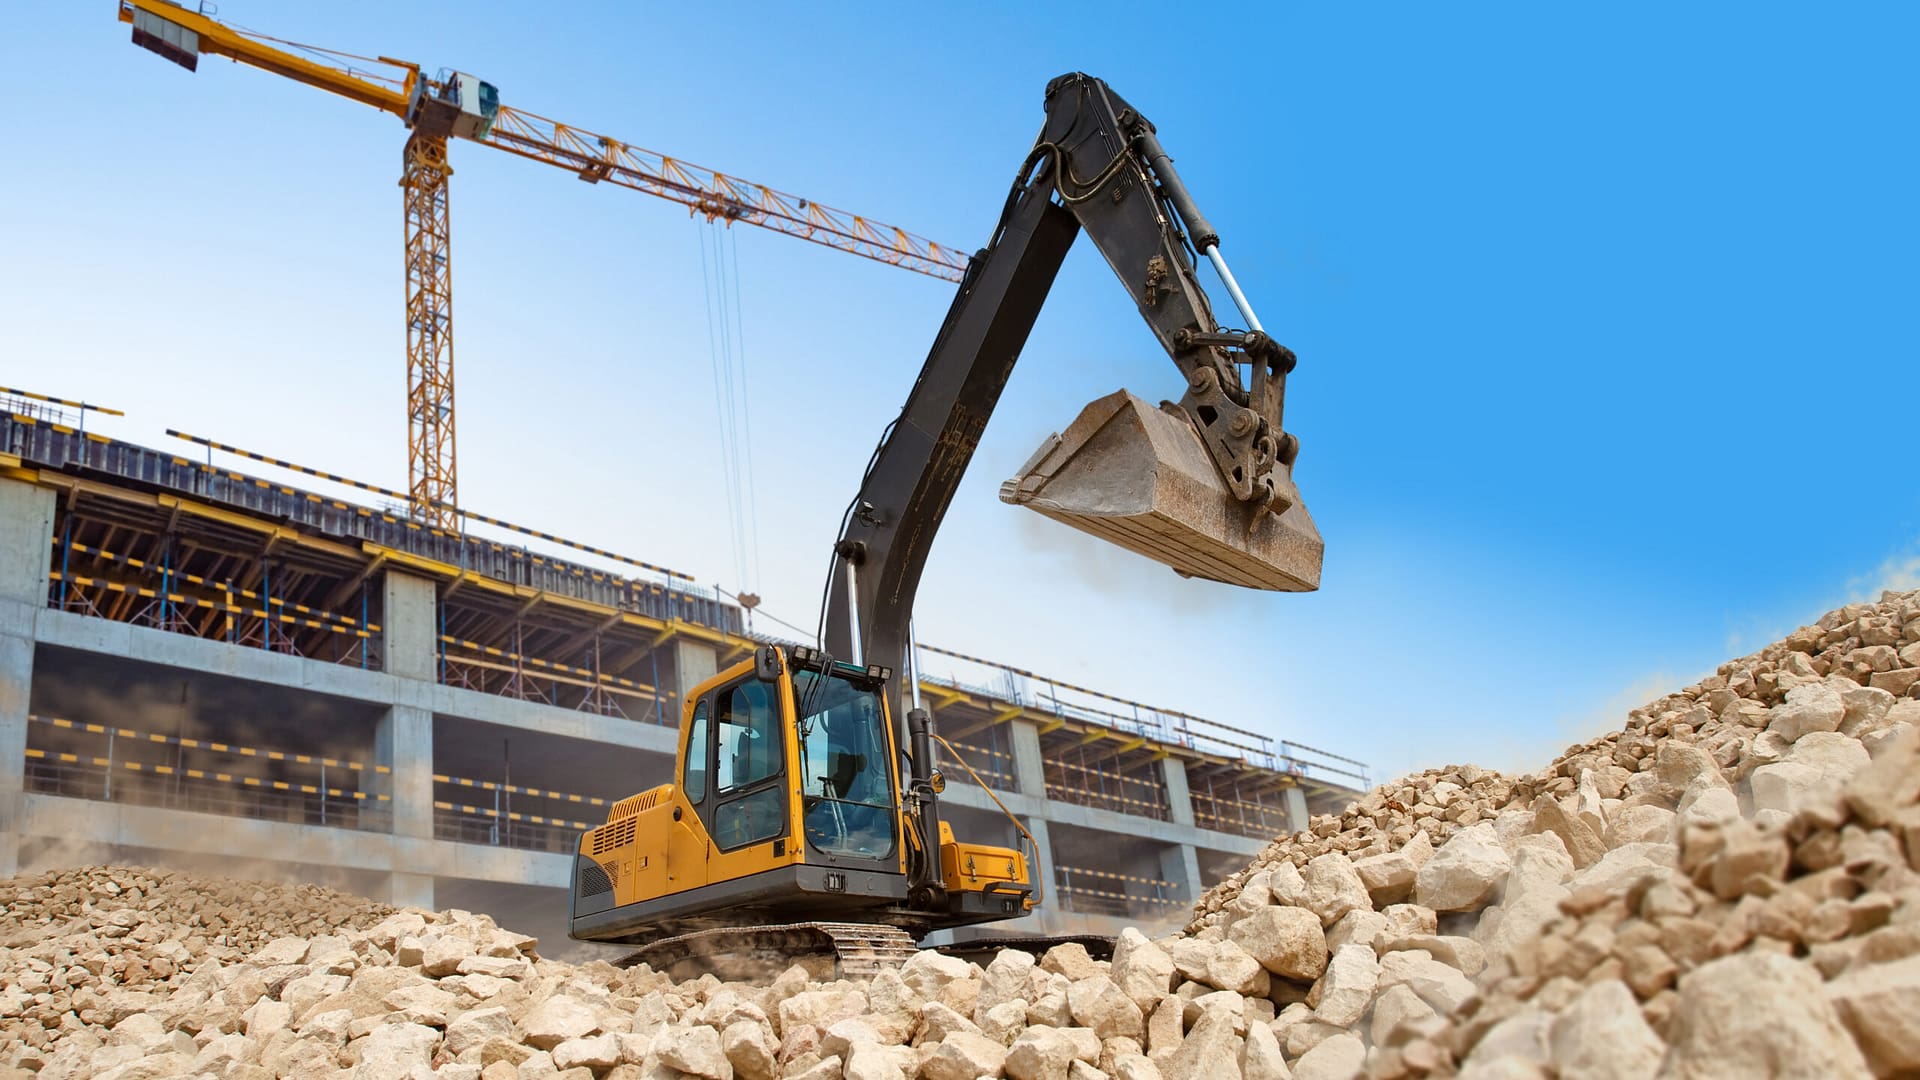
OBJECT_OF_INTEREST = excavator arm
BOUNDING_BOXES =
[824,72,1320,678]
[821,74,1323,896]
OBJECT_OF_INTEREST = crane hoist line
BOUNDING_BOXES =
[118,0,970,529]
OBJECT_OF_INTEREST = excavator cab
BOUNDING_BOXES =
[1002,389,1323,592]
[569,645,1033,968]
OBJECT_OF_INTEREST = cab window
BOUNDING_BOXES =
[683,699,709,804]
[716,681,780,792]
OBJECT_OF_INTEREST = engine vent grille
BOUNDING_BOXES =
[589,815,637,857]
[608,785,669,821]
[577,861,613,897]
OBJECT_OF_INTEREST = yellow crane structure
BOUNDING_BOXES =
[119,1,970,529]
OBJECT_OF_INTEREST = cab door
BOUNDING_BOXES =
[701,675,791,883]
[662,697,713,894]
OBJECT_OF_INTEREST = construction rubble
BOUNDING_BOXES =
[4,590,1920,1079]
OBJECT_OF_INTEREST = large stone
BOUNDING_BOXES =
[1378,903,1438,941]
[553,1034,622,1072]
[1240,1020,1290,1080]
[899,950,976,1001]
[1414,825,1511,912]
[1299,853,1373,927]
[781,990,871,1037]
[251,936,310,967]
[1604,805,1677,848]
[1660,952,1870,1079]
[657,1025,733,1079]
[1291,1032,1364,1080]
[1167,938,1269,996]
[1840,685,1897,737]
[1162,1008,1239,1078]
[821,1018,885,1061]
[1039,944,1104,984]
[1067,976,1142,1041]
[1767,684,1846,743]
[1369,983,1437,1046]
[1109,930,1176,1012]
[351,1022,440,1077]
[1825,953,1920,1078]
[1750,762,1841,818]
[1870,667,1920,696]
[1005,1027,1081,1080]
[1653,743,1722,800]
[1547,980,1662,1080]
[1568,843,1676,895]
[447,1007,515,1056]
[1530,797,1606,870]
[1227,906,1328,982]
[1844,724,1920,827]
[917,1003,982,1046]
[522,995,599,1050]
[1352,849,1418,907]
[976,950,1039,1024]
[1674,779,1739,829]
[722,1020,777,1080]
[922,1032,1009,1080]
[422,935,473,978]
[845,1044,909,1080]
[1310,944,1379,1028]
[383,982,456,1027]
[1376,933,1485,977]
[1377,950,1476,1014]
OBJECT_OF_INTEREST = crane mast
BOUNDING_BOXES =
[118,0,967,527]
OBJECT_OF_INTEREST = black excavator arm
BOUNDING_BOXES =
[818,73,1318,897]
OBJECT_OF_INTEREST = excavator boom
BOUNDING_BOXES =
[825,73,1321,684]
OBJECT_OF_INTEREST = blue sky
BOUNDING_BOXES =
[4,2,1915,785]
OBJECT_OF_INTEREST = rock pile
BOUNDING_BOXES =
[0,590,1916,1080]
[1173,588,1920,1077]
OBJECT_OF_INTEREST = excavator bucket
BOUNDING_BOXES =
[1000,390,1322,592]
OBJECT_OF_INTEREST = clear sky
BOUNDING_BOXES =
[4,2,1915,786]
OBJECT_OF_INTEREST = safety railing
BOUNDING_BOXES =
[1042,753,1171,822]
[22,715,391,832]
[914,643,1369,789]
[935,736,1017,791]
[1053,863,1186,920]
[431,771,598,856]
[1190,783,1295,841]
[46,532,379,671]
[437,631,661,720]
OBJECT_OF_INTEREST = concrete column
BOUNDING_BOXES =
[376,704,435,908]
[673,639,718,705]
[1160,756,1196,827]
[1024,816,1057,911]
[1159,843,1205,906]
[1008,719,1048,800]
[0,477,55,878]
[380,571,438,682]
[1284,785,1310,834]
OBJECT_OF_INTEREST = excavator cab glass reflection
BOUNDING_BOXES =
[791,666,897,861]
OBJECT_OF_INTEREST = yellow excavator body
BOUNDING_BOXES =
[570,648,1033,961]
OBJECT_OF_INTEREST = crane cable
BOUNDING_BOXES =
[696,221,765,613]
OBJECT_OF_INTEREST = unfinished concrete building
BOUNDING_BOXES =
[0,406,1365,955]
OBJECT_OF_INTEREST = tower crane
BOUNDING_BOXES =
[119,1,970,529]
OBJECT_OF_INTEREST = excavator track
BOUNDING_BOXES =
[615,922,919,982]
[932,933,1116,965]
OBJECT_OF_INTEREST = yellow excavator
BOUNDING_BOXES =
[570,74,1323,976]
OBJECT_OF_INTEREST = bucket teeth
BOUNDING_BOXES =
[1000,390,1322,592]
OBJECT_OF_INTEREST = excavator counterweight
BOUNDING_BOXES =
[1002,390,1322,592]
